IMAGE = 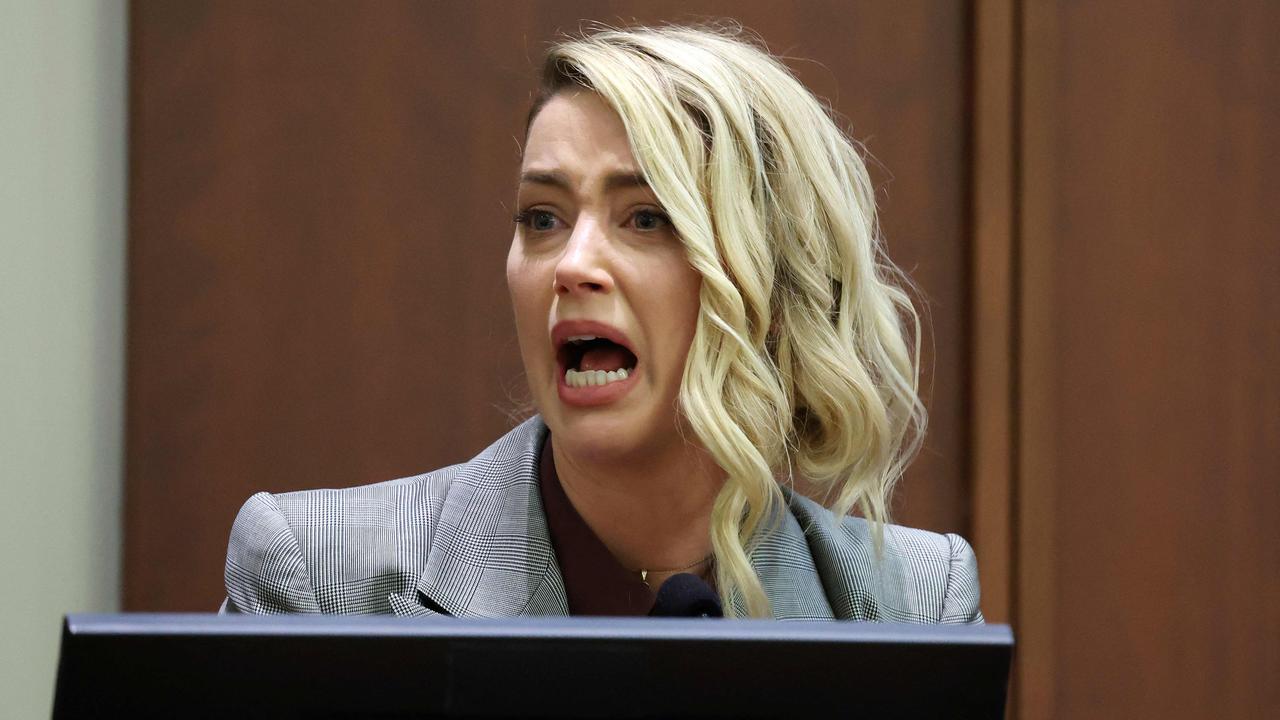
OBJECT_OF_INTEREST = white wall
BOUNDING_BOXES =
[0,1,126,716]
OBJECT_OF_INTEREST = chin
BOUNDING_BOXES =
[545,405,669,465]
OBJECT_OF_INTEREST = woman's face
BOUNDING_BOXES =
[507,91,702,464]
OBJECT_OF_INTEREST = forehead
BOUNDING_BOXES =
[522,91,637,172]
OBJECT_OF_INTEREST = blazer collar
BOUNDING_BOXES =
[747,493,837,620]
[402,416,567,618]
[393,416,834,621]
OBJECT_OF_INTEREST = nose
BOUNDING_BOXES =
[554,215,614,297]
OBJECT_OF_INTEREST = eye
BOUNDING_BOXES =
[514,209,563,233]
[628,208,671,232]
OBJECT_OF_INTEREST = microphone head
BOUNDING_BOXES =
[648,573,724,618]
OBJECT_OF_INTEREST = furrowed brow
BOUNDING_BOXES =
[518,170,650,194]
[519,171,571,191]
[603,172,650,192]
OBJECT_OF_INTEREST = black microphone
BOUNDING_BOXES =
[648,573,724,618]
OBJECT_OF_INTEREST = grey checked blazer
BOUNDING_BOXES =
[222,416,983,622]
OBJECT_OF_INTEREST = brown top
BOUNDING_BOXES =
[538,436,657,616]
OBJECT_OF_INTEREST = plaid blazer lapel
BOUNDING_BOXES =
[781,489,907,622]
[745,494,837,621]
[408,417,569,618]
[391,417,840,621]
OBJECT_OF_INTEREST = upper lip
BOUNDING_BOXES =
[551,319,637,355]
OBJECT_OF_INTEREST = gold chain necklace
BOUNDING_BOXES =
[635,556,713,586]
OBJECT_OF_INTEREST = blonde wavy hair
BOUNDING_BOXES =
[531,24,926,618]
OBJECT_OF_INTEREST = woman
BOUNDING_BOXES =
[222,25,981,622]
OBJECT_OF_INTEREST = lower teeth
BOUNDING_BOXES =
[565,367,630,388]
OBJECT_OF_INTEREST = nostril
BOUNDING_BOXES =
[554,266,611,295]
[559,280,605,294]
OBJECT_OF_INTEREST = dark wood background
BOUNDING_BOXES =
[1013,1,1280,718]
[125,0,970,610]
[126,1,1278,717]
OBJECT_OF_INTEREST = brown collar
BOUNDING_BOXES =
[537,435,656,616]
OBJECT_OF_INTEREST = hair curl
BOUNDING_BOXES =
[532,24,926,618]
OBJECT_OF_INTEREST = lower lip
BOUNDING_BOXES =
[556,366,639,407]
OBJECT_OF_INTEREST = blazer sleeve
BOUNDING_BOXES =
[221,491,322,614]
[940,533,984,624]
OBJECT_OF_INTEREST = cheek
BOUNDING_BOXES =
[506,242,535,315]
[505,238,522,300]
[673,266,703,343]
[653,264,703,372]
[506,242,550,350]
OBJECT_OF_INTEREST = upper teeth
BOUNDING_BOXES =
[566,335,598,344]
[565,367,629,388]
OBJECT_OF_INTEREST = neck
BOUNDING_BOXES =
[550,433,722,580]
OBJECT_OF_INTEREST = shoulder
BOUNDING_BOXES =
[223,465,462,614]
[250,463,462,537]
[223,417,545,614]
[785,492,984,624]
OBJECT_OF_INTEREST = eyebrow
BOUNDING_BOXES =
[519,170,650,193]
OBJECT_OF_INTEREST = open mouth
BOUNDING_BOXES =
[559,335,639,389]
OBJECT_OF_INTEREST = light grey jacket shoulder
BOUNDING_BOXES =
[223,417,983,623]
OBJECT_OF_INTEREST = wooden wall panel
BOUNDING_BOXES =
[971,0,1017,627]
[1017,1,1280,717]
[126,1,972,610]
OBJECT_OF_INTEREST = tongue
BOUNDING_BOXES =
[579,345,632,372]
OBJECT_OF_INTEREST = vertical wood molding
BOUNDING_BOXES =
[1016,1,1058,718]
[970,0,1016,628]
